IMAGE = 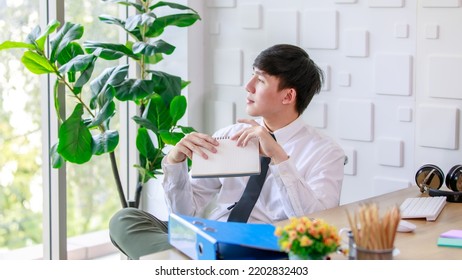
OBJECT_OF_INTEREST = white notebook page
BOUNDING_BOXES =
[190,138,260,178]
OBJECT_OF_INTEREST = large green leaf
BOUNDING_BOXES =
[125,13,155,32]
[0,41,35,51]
[36,20,60,51]
[74,58,96,89]
[58,54,96,74]
[136,127,157,160]
[179,125,196,134]
[150,1,199,14]
[57,104,93,164]
[50,22,84,63]
[132,116,158,133]
[98,14,143,41]
[21,51,55,74]
[145,13,201,38]
[147,70,181,105]
[84,41,139,60]
[144,52,164,65]
[58,54,96,93]
[144,94,172,131]
[90,64,128,107]
[96,85,117,112]
[159,131,184,145]
[132,39,175,56]
[57,42,84,66]
[92,130,119,155]
[113,79,155,102]
[169,95,186,125]
[88,100,116,128]
[98,14,125,27]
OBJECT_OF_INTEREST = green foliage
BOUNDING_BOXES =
[0,0,201,208]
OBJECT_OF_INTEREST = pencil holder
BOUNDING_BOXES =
[355,246,394,260]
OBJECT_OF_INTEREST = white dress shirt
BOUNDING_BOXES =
[161,117,345,224]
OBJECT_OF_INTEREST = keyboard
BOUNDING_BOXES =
[399,196,447,221]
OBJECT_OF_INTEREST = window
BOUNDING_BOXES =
[64,0,120,241]
[0,0,43,259]
[0,0,126,259]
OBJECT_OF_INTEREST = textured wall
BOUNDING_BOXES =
[200,0,462,204]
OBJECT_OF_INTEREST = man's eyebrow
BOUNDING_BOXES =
[253,69,268,76]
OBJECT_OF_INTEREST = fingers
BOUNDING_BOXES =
[168,132,219,163]
[232,125,271,148]
[230,118,261,142]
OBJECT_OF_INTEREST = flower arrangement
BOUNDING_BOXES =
[274,217,341,260]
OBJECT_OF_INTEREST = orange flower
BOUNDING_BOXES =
[299,235,313,247]
[296,223,306,234]
[274,226,283,237]
[275,216,340,259]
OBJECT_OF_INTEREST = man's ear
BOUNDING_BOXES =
[282,88,296,105]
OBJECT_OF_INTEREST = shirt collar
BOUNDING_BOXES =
[256,117,305,145]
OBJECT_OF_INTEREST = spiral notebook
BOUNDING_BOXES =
[190,137,260,178]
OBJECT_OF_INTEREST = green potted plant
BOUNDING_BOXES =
[0,0,201,208]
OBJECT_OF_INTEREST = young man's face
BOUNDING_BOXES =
[244,68,287,118]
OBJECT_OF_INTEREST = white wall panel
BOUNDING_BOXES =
[376,138,404,167]
[344,29,369,57]
[266,10,299,46]
[417,105,459,150]
[397,107,413,122]
[301,10,338,49]
[428,55,462,99]
[425,24,439,39]
[394,23,409,38]
[238,3,261,29]
[337,71,351,87]
[368,0,404,8]
[338,99,374,141]
[374,53,413,96]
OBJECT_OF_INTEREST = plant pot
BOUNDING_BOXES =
[139,177,170,221]
[288,252,325,260]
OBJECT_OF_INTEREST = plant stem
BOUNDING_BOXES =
[109,151,128,208]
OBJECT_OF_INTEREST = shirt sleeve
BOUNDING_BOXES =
[161,157,222,218]
[269,145,345,218]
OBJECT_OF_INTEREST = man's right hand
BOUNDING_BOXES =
[166,132,220,164]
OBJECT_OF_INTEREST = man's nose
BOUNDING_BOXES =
[245,77,255,93]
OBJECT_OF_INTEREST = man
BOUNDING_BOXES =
[109,44,345,259]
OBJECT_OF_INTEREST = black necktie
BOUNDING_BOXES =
[227,134,275,223]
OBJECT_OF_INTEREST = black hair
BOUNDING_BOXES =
[253,44,324,115]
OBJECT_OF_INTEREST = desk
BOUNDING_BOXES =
[141,187,462,260]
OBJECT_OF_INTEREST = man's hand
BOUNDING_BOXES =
[166,132,219,164]
[230,119,289,164]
